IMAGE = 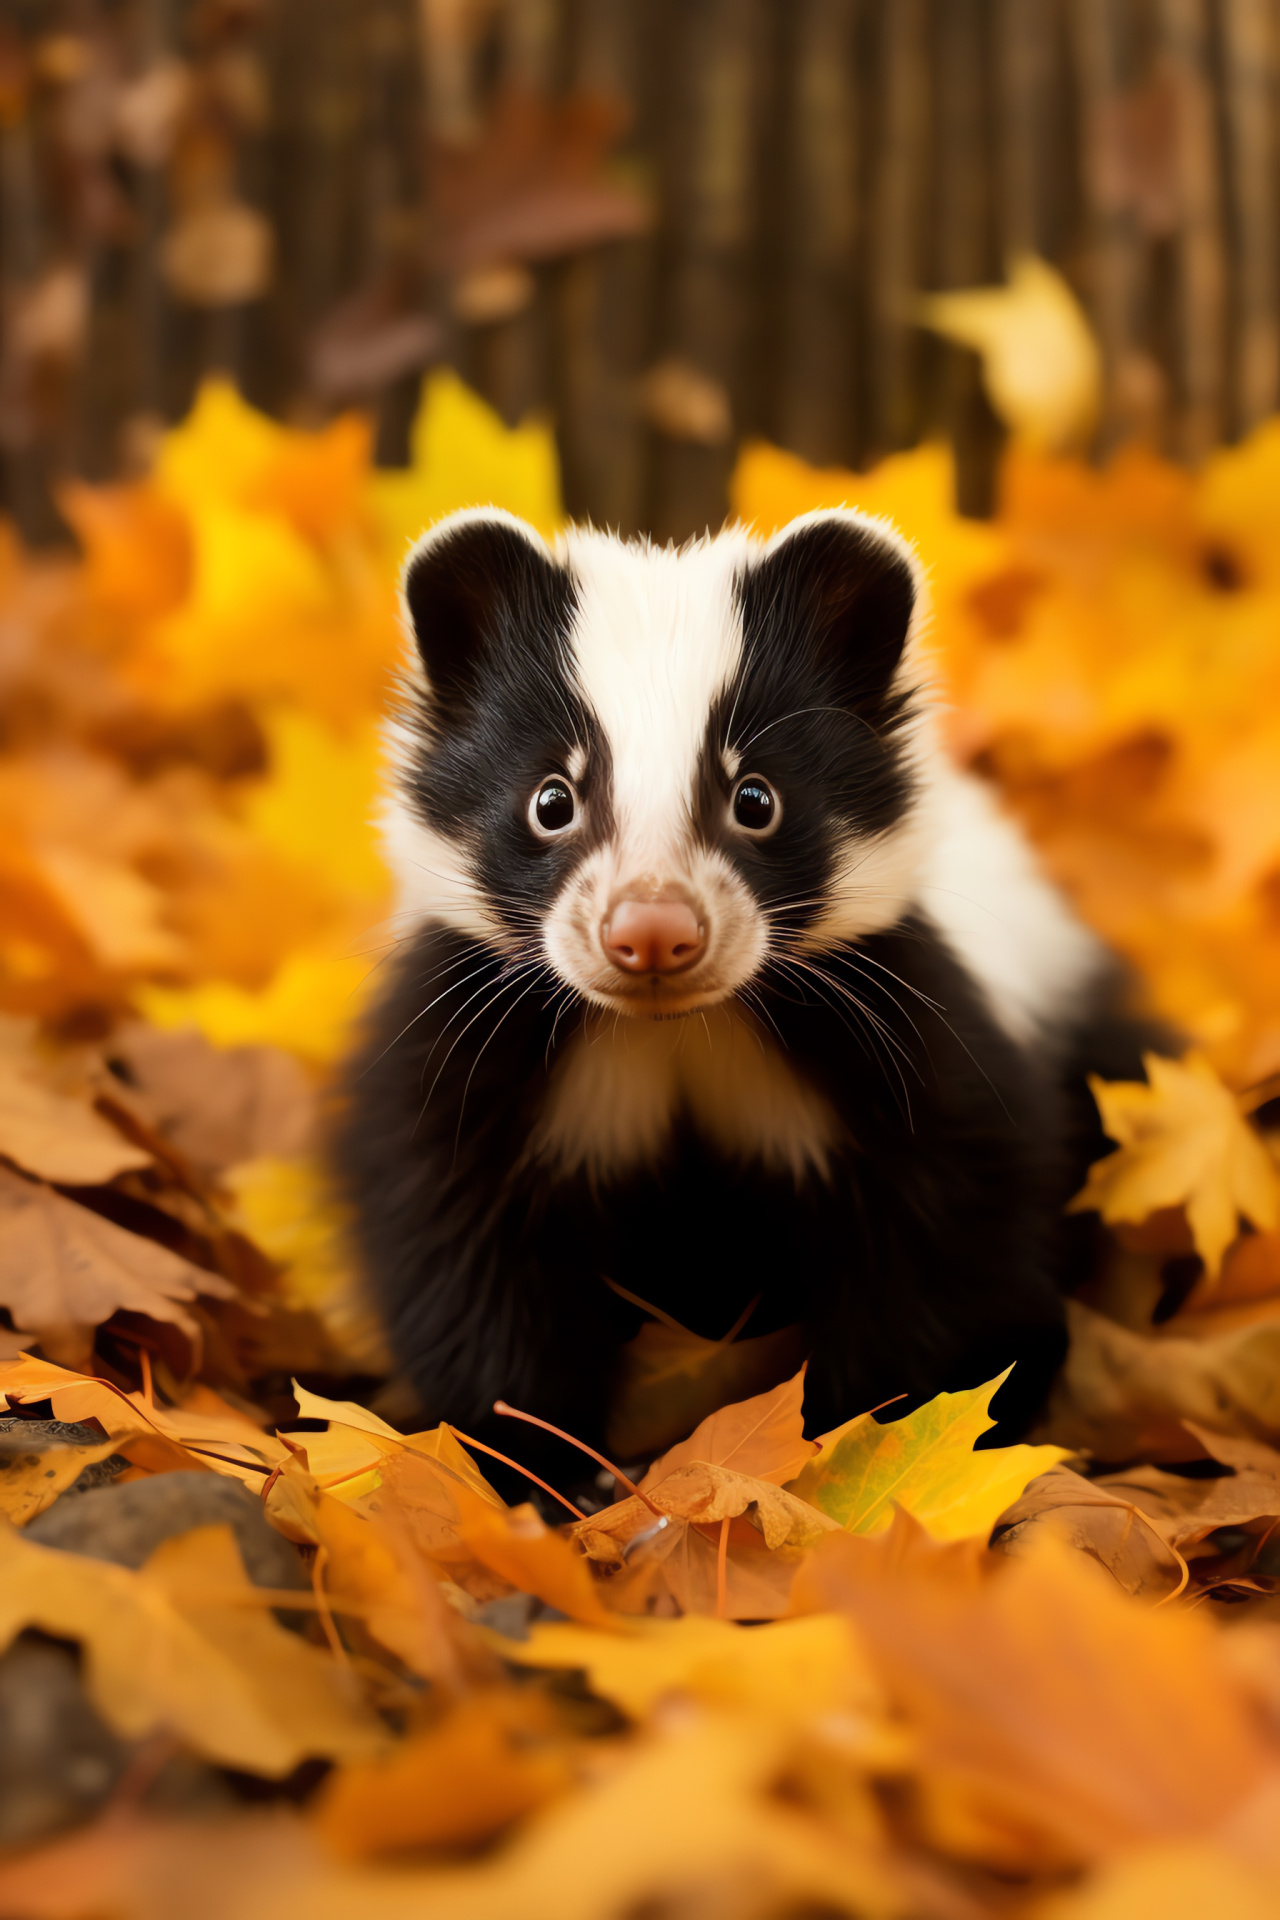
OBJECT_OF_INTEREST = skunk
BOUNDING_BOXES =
[336,504,1160,1463]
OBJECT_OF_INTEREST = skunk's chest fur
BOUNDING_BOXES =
[336,504,1166,1470]
[527,1006,844,1186]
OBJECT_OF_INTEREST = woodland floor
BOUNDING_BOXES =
[0,378,1279,1919]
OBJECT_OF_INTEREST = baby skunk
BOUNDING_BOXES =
[336,504,1159,1461]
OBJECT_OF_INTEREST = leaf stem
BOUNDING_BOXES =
[716,1516,730,1618]
[493,1399,664,1516]
[445,1425,588,1521]
[311,1544,350,1666]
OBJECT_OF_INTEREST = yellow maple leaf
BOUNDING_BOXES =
[0,1518,385,1774]
[238,710,389,910]
[153,377,287,512]
[370,367,564,561]
[918,254,1101,451]
[786,1372,1067,1541]
[1069,1051,1280,1276]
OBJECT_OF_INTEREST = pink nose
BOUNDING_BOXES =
[603,898,705,974]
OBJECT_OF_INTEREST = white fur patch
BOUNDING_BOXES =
[525,1007,844,1186]
[918,764,1103,1044]
[538,527,771,1016]
[559,526,750,869]
[378,769,498,947]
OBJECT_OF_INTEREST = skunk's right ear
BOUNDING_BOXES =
[402,509,570,721]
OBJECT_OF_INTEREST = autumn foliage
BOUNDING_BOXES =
[1,378,1280,1916]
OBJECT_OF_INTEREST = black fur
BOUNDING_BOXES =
[336,515,1164,1478]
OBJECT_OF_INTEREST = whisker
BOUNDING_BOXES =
[453,968,552,1158]
[416,960,547,1125]
[765,953,918,1123]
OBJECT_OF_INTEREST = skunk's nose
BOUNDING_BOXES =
[603,897,705,974]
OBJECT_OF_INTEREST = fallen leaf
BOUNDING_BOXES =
[644,1461,840,1551]
[576,1498,812,1622]
[639,1364,815,1492]
[606,1311,808,1461]
[788,1371,1069,1540]
[1034,1841,1280,1920]
[504,1611,884,1726]
[792,1512,1274,1869]
[103,1023,315,1174]
[0,1433,125,1526]
[0,1353,284,1481]
[0,1718,910,1920]
[992,1466,1187,1601]
[0,1165,234,1359]
[449,1489,623,1630]
[264,1456,478,1682]
[0,1519,386,1775]
[0,1019,151,1185]
[1038,1300,1280,1460]
[314,1690,577,1859]
[1070,1053,1280,1276]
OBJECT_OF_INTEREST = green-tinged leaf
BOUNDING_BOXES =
[786,1371,1069,1541]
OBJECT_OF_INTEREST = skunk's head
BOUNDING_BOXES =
[386,505,928,1019]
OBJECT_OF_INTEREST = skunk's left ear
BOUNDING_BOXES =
[740,509,920,716]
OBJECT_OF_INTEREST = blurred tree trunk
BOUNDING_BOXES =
[771,0,862,470]
[1221,0,1279,434]
[6,0,1280,544]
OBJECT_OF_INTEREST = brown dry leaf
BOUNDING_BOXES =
[639,1364,816,1492]
[1069,1052,1280,1276]
[0,1353,284,1481]
[0,1017,151,1184]
[571,1368,825,1621]
[1038,1300,1280,1460]
[0,1519,386,1776]
[430,89,651,274]
[264,1456,477,1683]
[364,1446,514,1603]
[449,1487,623,1630]
[0,1717,910,1920]
[0,1433,124,1525]
[309,277,443,403]
[102,1023,315,1174]
[0,1164,235,1361]
[792,1511,1274,1870]
[606,1313,807,1461]
[992,1466,1187,1601]
[577,1499,812,1622]
[314,1690,578,1860]
[645,1460,841,1551]
[161,197,273,307]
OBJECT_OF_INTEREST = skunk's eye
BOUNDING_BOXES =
[529,778,578,837]
[731,776,780,835]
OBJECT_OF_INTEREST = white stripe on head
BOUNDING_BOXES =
[558,527,753,872]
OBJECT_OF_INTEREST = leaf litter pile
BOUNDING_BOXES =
[1,381,1280,1919]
